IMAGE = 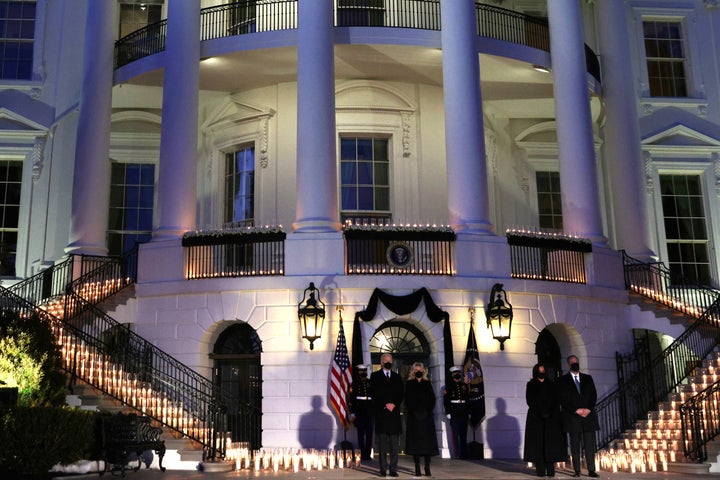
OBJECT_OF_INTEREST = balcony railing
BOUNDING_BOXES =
[115,0,600,83]
[183,227,286,279]
[507,229,591,284]
[344,224,455,275]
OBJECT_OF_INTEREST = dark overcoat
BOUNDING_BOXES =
[523,378,567,463]
[404,379,439,456]
[370,369,404,434]
[558,372,599,433]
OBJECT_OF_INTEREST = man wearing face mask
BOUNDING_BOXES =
[443,366,470,459]
[370,353,404,478]
[558,355,599,478]
[348,364,374,461]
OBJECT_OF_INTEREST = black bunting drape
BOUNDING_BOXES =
[351,287,454,386]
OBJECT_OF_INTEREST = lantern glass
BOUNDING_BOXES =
[298,283,325,350]
[485,284,513,351]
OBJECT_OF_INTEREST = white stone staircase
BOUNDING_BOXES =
[599,350,720,475]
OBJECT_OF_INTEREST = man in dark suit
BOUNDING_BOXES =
[558,355,599,478]
[370,353,404,478]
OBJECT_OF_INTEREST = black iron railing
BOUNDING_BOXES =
[681,377,720,462]
[507,233,591,284]
[594,253,720,450]
[182,228,286,279]
[115,19,167,68]
[344,226,455,275]
[115,0,601,83]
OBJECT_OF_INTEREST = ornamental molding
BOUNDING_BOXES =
[32,136,46,183]
[713,152,720,196]
[643,151,654,194]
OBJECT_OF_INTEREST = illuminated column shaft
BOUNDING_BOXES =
[293,0,339,232]
[155,1,200,238]
[547,1,605,243]
[440,0,492,234]
[66,1,115,255]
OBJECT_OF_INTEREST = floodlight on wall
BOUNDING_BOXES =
[298,282,325,350]
[485,283,513,351]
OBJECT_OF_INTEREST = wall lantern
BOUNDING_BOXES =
[298,282,325,350]
[485,283,513,351]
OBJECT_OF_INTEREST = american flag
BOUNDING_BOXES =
[329,318,353,430]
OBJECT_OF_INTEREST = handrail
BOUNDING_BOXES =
[0,245,230,458]
[114,0,601,83]
[594,252,720,451]
[6,256,74,305]
[681,377,720,462]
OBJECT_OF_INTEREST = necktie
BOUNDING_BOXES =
[574,375,581,393]
[386,371,390,380]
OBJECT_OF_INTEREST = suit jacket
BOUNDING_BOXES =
[558,372,599,433]
[370,368,404,434]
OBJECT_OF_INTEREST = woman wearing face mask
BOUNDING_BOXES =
[404,362,438,478]
[523,364,567,477]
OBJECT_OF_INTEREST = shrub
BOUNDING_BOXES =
[0,406,97,479]
[0,309,65,407]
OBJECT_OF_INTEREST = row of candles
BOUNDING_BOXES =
[597,449,672,473]
[629,284,703,317]
[225,444,361,472]
[55,327,205,439]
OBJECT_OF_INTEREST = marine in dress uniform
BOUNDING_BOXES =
[444,365,470,459]
[348,364,374,461]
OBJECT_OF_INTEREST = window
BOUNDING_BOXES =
[225,146,255,226]
[108,163,154,255]
[0,161,21,276]
[119,1,163,38]
[0,0,35,80]
[660,174,710,285]
[340,137,390,224]
[536,171,562,230]
[643,20,687,97]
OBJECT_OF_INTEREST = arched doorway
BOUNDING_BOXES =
[535,328,563,381]
[369,320,431,380]
[210,323,262,449]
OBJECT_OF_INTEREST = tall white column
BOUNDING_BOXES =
[597,1,655,259]
[547,1,605,243]
[154,0,200,239]
[440,0,492,234]
[293,0,339,233]
[66,1,115,255]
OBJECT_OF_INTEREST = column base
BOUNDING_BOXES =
[64,241,108,257]
[292,219,342,233]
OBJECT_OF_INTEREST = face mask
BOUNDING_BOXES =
[452,374,462,381]
[383,362,393,370]
[570,363,580,372]
[414,371,424,379]
[537,372,546,379]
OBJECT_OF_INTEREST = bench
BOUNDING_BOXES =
[98,412,166,476]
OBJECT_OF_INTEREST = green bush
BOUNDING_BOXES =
[0,406,97,479]
[0,309,65,407]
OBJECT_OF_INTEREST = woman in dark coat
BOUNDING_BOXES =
[523,363,567,477]
[405,362,439,477]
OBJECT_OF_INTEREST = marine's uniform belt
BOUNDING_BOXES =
[356,396,372,400]
[450,400,466,404]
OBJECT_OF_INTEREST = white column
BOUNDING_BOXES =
[597,1,655,259]
[440,0,492,234]
[547,1,605,243]
[293,0,339,233]
[66,1,115,255]
[154,0,200,239]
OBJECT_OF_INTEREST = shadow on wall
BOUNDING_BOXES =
[298,395,334,449]
[486,397,521,459]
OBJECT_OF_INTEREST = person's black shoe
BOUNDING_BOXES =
[378,471,386,478]
[389,472,399,477]
[572,473,581,478]
[588,472,600,478]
